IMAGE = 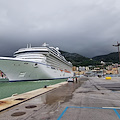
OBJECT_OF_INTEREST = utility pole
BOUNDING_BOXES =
[113,41,120,62]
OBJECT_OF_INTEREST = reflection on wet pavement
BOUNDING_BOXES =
[0,78,88,120]
[45,79,84,105]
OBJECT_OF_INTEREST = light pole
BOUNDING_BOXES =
[113,41,120,62]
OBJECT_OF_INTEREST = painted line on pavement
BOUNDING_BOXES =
[114,109,120,119]
[57,107,68,120]
[103,107,120,109]
[57,106,120,120]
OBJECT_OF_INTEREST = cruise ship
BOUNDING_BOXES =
[0,43,73,82]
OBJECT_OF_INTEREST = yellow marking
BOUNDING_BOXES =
[105,77,111,80]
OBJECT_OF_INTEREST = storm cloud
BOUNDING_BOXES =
[0,0,120,57]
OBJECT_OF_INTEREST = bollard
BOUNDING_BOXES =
[44,85,47,88]
[105,77,111,80]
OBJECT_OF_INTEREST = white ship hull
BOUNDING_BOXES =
[0,57,73,82]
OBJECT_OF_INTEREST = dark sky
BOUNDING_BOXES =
[0,0,120,58]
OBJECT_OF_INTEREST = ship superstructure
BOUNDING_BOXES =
[0,43,73,81]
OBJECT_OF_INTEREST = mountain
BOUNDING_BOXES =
[92,52,119,63]
[60,50,101,66]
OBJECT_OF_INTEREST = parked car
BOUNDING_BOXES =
[67,77,74,82]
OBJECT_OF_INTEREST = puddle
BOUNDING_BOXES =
[45,79,84,105]
[11,112,26,117]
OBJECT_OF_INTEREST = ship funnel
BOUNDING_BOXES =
[42,43,49,47]
[56,47,59,51]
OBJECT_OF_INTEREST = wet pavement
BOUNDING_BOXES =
[98,83,120,91]
[0,77,85,120]
[45,79,84,105]
[1,77,120,120]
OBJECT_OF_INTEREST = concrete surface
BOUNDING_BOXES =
[1,77,120,120]
[0,81,67,112]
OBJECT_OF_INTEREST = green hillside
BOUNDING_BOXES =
[92,52,119,63]
[60,50,101,66]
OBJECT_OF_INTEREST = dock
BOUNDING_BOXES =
[1,77,120,120]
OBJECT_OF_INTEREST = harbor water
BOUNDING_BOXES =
[0,79,66,100]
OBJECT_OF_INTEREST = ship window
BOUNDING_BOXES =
[24,63,28,64]
[14,50,48,56]
[51,67,55,69]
